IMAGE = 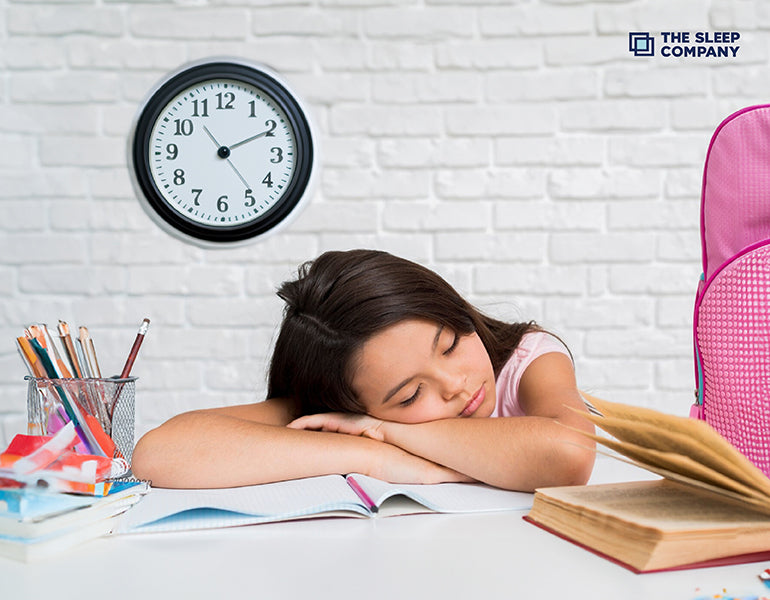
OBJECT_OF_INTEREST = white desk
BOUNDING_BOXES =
[3,457,769,600]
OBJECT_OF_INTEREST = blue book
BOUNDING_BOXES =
[0,480,144,522]
[0,487,97,521]
[0,480,149,561]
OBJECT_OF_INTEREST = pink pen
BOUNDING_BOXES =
[347,475,378,514]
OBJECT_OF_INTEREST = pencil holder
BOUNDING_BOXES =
[25,376,137,465]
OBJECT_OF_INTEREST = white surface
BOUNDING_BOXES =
[2,456,768,600]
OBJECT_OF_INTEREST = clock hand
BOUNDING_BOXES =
[202,125,251,188]
[202,125,232,159]
[229,128,273,151]
[226,158,251,189]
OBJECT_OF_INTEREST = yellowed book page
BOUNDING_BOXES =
[578,430,770,506]
[578,412,766,494]
[588,446,770,517]
[581,394,770,497]
[530,479,770,571]
[536,479,770,531]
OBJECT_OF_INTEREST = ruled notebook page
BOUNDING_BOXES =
[347,474,533,515]
[117,474,368,533]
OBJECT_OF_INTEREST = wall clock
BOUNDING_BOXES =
[128,58,316,247]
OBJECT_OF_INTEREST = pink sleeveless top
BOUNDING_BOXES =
[491,332,571,417]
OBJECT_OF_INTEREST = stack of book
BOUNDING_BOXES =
[0,480,148,562]
[0,415,148,561]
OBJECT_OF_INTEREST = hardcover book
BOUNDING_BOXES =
[525,395,770,573]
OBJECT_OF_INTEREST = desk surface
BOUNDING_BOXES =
[3,457,769,600]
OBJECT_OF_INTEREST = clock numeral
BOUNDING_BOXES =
[134,60,315,242]
[192,99,209,117]
[216,92,235,110]
[174,119,194,136]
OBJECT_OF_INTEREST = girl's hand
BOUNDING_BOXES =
[288,412,476,484]
[287,412,386,442]
[368,442,475,485]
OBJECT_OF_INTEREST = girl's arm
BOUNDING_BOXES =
[289,353,595,492]
[130,398,469,489]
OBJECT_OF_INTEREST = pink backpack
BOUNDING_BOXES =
[692,104,770,476]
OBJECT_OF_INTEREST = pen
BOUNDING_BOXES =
[346,475,378,514]
[120,318,150,379]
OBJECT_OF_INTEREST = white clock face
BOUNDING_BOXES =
[148,79,297,227]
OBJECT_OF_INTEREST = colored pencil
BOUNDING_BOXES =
[57,320,83,378]
[16,337,47,378]
[79,326,102,378]
[120,318,150,379]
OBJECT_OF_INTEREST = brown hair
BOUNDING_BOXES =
[268,249,544,415]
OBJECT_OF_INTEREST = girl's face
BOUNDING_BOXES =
[350,319,496,424]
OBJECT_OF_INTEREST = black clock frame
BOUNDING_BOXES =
[130,60,314,245]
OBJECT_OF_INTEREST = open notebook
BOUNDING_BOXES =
[116,473,532,534]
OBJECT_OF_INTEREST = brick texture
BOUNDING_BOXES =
[0,0,762,443]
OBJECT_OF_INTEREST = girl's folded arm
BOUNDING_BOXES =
[130,398,466,489]
[379,411,594,492]
[362,353,594,492]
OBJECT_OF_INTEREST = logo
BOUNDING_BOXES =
[629,32,655,56]
[628,31,741,58]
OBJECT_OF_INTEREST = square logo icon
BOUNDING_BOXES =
[629,32,655,56]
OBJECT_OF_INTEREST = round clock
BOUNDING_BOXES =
[128,58,316,247]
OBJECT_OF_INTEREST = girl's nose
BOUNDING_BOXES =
[440,369,466,400]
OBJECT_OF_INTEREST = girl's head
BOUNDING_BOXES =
[268,249,537,419]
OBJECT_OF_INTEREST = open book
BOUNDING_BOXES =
[525,394,770,573]
[117,473,532,534]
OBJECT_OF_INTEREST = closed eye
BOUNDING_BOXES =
[400,384,422,407]
[443,332,459,355]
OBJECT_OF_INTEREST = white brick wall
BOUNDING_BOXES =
[0,0,766,445]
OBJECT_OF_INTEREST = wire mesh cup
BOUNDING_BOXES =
[26,376,137,465]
